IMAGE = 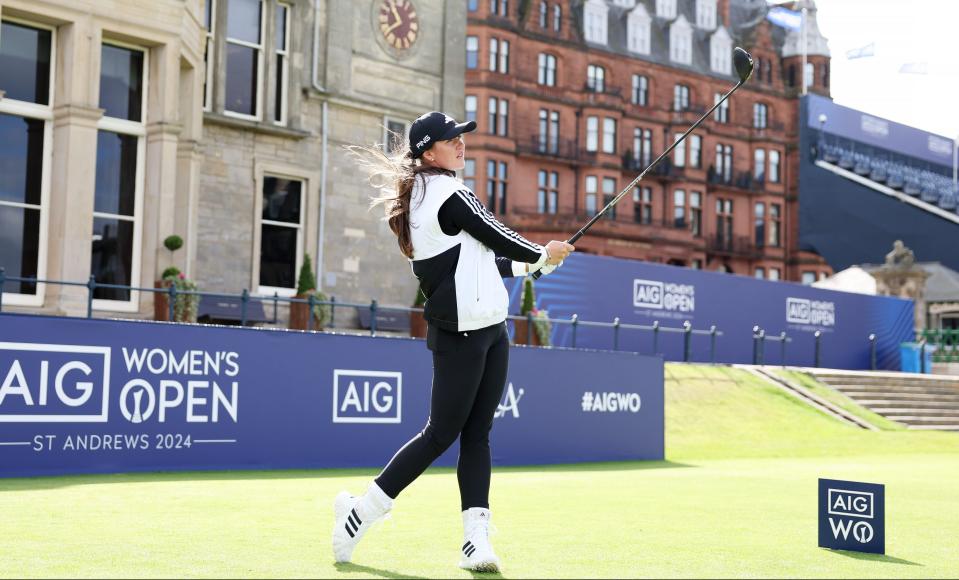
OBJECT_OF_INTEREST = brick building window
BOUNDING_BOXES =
[487,160,508,213]
[673,189,686,228]
[714,92,729,123]
[586,116,599,152]
[754,148,766,181]
[489,38,498,71]
[673,133,686,167]
[769,150,780,183]
[716,198,733,249]
[464,159,476,191]
[488,97,508,136]
[489,38,509,73]
[755,267,766,279]
[603,177,617,219]
[753,103,768,129]
[538,109,560,154]
[769,203,781,247]
[538,170,558,214]
[632,74,648,106]
[633,186,652,224]
[633,127,652,167]
[538,53,556,86]
[673,84,689,111]
[0,19,54,304]
[468,0,478,11]
[602,117,617,154]
[539,1,548,27]
[585,176,598,214]
[715,143,733,182]
[466,36,478,69]
[690,135,702,168]
[754,202,765,247]
[769,268,781,281]
[587,64,605,92]
[553,4,562,31]
[491,0,508,17]
[690,191,702,236]
[465,95,477,122]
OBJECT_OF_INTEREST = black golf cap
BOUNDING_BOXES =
[408,112,476,159]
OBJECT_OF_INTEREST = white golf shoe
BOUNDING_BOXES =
[458,508,501,573]
[332,483,392,563]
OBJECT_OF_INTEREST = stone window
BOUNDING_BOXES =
[384,119,406,154]
[656,0,677,19]
[204,0,217,111]
[0,19,54,305]
[258,176,304,293]
[93,41,147,308]
[225,0,265,118]
[274,2,290,125]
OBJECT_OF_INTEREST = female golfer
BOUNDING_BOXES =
[332,112,574,572]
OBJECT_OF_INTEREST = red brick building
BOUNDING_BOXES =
[465,0,833,282]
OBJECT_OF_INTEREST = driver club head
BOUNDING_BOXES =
[733,47,754,83]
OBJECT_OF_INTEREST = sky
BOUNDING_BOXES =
[810,0,959,140]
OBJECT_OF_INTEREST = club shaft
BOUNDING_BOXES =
[532,78,747,279]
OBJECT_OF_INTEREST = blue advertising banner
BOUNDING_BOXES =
[819,478,885,554]
[806,93,955,168]
[0,314,663,478]
[507,254,914,370]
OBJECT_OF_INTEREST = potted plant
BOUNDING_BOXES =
[514,277,545,346]
[410,287,427,338]
[290,254,331,330]
[154,235,199,323]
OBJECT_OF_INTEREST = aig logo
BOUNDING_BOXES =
[333,370,402,424]
[494,383,524,419]
[818,479,885,554]
[633,279,695,312]
[0,343,111,423]
[786,298,836,327]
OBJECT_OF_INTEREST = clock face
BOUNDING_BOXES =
[377,0,419,54]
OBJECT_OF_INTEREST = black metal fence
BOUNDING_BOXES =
[0,270,883,368]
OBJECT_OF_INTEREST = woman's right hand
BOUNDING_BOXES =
[545,240,575,265]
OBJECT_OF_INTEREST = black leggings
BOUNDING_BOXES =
[375,321,509,511]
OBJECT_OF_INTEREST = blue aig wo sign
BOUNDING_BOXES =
[819,478,885,554]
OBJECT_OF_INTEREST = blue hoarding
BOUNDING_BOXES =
[507,254,913,370]
[0,314,663,478]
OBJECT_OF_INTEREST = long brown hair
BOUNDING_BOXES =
[350,134,450,259]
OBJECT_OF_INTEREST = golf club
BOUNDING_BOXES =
[533,47,755,279]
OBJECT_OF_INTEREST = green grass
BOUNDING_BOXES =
[774,369,906,431]
[2,364,958,578]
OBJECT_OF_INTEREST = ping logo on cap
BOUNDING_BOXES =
[415,135,431,150]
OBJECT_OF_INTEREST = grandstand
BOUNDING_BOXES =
[799,95,959,272]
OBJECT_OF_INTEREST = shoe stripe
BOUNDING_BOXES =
[351,508,363,526]
[347,514,357,530]
[463,541,473,552]
[345,523,355,538]
[466,547,476,557]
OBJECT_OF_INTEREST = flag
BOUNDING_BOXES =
[845,42,875,60]
[766,6,802,31]
[899,62,928,75]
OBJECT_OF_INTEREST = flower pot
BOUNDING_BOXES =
[289,294,324,331]
[409,309,427,338]
[513,318,542,346]
[154,280,171,321]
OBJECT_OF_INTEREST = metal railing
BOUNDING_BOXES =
[919,329,959,362]
[0,270,889,368]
